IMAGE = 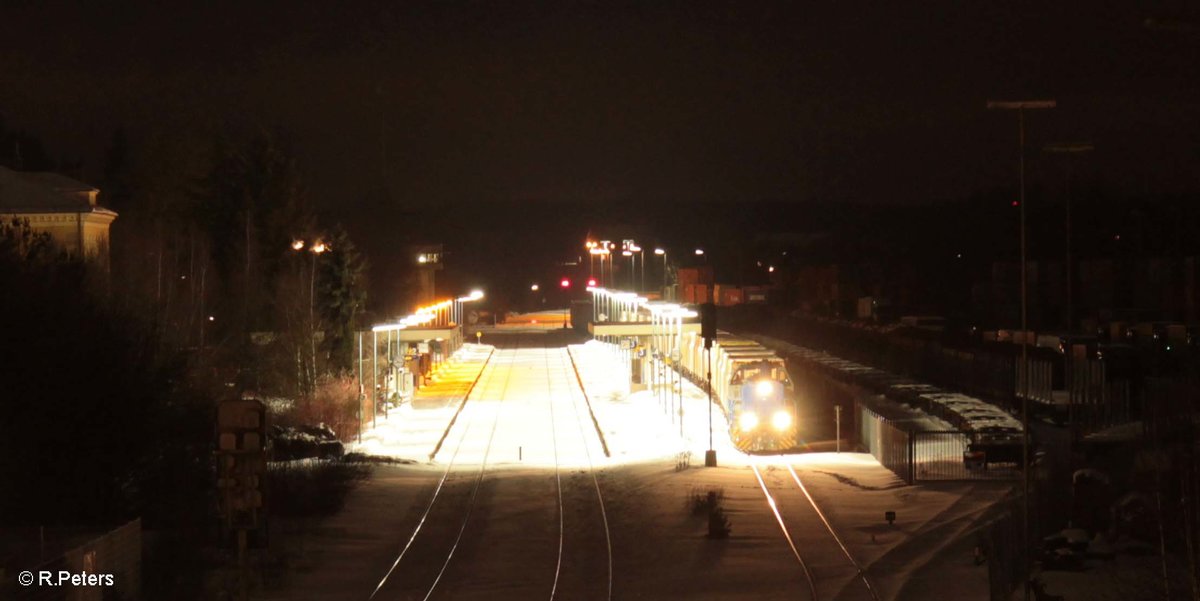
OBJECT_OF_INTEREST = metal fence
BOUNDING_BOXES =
[857,403,1022,483]
[912,431,1022,481]
[857,403,913,484]
[8,519,141,601]
[1015,358,1055,405]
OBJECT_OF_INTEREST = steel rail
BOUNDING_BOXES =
[559,346,614,601]
[418,336,522,600]
[750,462,818,601]
[785,465,880,601]
[368,346,499,599]
[547,348,565,600]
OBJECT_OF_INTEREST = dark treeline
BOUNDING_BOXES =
[0,120,369,543]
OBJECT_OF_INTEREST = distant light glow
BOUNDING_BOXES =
[531,284,540,291]
[587,278,597,287]
[756,380,774,396]
[768,266,775,273]
[561,278,570,288]
[654,248,665,255]
[291,239,305,250]
[622,250,633,256]
[208,315,215,321]
[694,249,704,256]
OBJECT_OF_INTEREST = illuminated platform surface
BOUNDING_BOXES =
[352,343,494,461]
[266,336,1009,601]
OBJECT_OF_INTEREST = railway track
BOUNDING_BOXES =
[369,336,612,600]
[546,345,613,601]
[368,336,520,600]
[750,460,880,601]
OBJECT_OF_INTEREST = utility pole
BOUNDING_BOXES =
[1044,142,1093,446]
[988,98,1055,601]
[701,303,717,466]
[835,405,842,453]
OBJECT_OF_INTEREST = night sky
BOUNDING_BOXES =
[4,1,1198,206]
[3,1,1199,306]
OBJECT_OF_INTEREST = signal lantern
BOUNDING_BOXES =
[587,278,597,287]
[560,278,570,288]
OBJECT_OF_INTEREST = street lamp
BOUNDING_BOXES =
[291,239,331,393]
[655,248,668,298]
[622,250,634,290]
[988,98,1054,601]
[629,243,644,292]
[453,290,485,351]
[1043,142,1093,337]
[585,240,596,278]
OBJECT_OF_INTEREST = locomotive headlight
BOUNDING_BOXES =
[756,380,774,397]
[771,410,792,431]
[738,412,759,432]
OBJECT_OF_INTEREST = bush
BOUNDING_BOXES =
[285,375,362,442]
[266,460,370,517]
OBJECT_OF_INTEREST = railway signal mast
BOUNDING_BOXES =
[701,302,718,467]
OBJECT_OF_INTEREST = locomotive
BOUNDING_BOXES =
[674,331,798,452]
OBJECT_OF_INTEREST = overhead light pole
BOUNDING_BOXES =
[988,98,1055,601]
[585,240,597,279]
[629,243,644,292]
[1043,142,1093,338]
[655,248,667,298]
[628,249,638,289]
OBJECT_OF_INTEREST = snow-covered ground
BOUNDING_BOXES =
[351,343,495,461]
[568,339,746,465]
[264,334,1012,600]
[430,341,607,469]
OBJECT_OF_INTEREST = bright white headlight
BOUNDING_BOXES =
[738,412,759,432]
[756,380,774,396]
[771,410,792,431]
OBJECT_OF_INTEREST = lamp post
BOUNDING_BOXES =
[455,290,484,351]
[309,242,329,391]
[629,243,644,292]
[989,98,1055,601]
[1043,143,1093,338]
[599,241,613,286]
[291,239,329,393]
[655,248,667,297]
[585,240,597,279]
[628,249,638,289]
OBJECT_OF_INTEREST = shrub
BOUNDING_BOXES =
[288,374,362,441]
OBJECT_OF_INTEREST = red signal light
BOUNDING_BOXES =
[561,278,570,288]
[587,278,597,287]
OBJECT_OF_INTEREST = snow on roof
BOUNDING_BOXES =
[0,166,105,213]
